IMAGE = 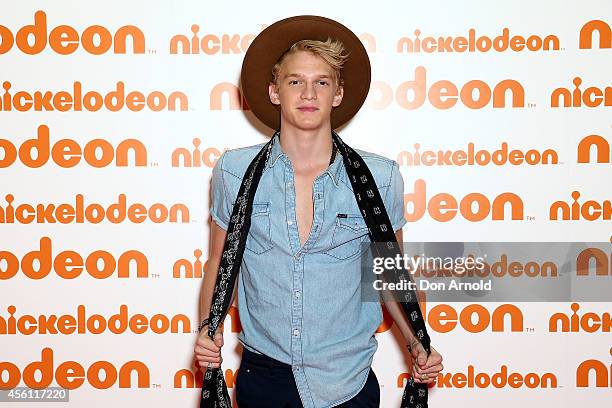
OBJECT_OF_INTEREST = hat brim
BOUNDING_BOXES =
[240,15,371,131]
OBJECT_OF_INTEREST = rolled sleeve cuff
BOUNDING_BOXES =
[210,152,230,231]
[392,215,407,232]
[210,210,228,230]
[387,160,407,233]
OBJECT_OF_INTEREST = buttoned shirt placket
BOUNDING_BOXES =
[281,153,330,408]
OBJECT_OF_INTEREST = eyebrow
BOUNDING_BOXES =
[284,73,332,79]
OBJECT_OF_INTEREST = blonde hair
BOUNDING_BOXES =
[271,37,349,88]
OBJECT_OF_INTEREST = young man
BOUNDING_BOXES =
[194,16,443,408]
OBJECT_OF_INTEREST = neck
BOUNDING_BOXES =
[277,124,334,173]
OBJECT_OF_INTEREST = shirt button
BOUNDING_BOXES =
[293,329,300,337]
[286,182,293,188]
[293,366,300,372]
[295,291,300,299]
[287,220,293,225]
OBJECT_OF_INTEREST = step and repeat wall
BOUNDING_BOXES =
[1,0,610,407]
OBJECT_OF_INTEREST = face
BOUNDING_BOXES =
[269,50,344,132]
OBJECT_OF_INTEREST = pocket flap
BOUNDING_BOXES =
[336,213,368,233]
[252,202,270,216]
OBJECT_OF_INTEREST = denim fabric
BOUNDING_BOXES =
[210,132,407,408]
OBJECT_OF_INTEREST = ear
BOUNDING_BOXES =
[332,84,344,108]
[269,82,280,106]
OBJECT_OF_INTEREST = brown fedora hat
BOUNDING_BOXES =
[240,15,371,130]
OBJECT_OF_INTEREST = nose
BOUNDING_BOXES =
[301,81,316,100]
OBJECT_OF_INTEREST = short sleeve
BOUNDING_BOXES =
[210,152,230,230]
[384,161,407,232]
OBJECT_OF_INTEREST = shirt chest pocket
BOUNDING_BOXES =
[245,202,273,254]
[323,213,370,260]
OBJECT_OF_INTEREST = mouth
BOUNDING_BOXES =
[297,106,318,112]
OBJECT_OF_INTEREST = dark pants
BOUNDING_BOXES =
[235,348,380,407]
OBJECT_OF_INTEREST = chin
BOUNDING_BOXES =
[285,117,322,129]
[296,122,324,130]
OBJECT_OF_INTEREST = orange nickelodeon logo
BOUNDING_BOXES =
[170,24,377,55]
[412,254,557,278]
[575,247,611,277]
[0,237,149,280]
[549,303,611,333]
[0,11,145,55]
[211,68,526,111]
[170,24,255,54]
[549,191,611,221]
[424,303,523,333]
[375,302,523,334]
[579,20,611,49]
[173,249,223,279]
[397,142,558,167]
[368,67,525,110]
[0,348,150,389]
[0,81,188,112]
[576,347,612,387]
[0,125,147,168]
[577,134,611,164]
[0,305,191,335]
[0,194,189,224]
[550,77,611,108]
[397,365,557,388]
[209,82,247,110]
[403,179,524,222]
[171,138,225,167]
[397,28,560,53]
[174,367,237,389]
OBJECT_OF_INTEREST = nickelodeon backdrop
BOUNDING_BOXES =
[1,1,610,407]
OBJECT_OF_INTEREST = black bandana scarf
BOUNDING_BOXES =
[200,130,432,408]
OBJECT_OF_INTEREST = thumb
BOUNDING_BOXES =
[416,348,427,367]
[214,332,224,348]
[410,343,419,360]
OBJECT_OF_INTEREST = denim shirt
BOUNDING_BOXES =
[210,132,407,408]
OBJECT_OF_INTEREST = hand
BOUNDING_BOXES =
[194,327,224,372]
[408,341,443,384]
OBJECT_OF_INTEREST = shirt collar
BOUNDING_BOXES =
[267,131,342,188]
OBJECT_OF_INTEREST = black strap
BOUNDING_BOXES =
[200,130,431,408]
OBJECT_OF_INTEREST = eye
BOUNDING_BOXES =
[318,80,329,86]
[289,80,300,85]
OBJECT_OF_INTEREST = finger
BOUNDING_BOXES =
[196,339,220,351]
[413,375,436,384]
[414,362,443,374]
[423,356,443,369]
[413,365,441,378]
[199,355,223,364]
[412,366,426,380]
[195,355,221,363]
[195,347,221,357]
[418,364,443,375]
[194,344,221,355]
[199,361,221,369]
